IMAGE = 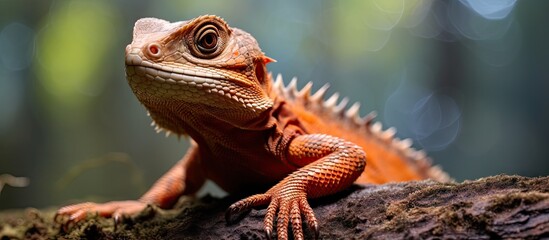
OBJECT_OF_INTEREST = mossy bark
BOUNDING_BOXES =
[1,175,548,239]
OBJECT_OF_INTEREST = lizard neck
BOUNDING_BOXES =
[141,97,278,147]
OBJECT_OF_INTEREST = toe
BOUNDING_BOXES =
[290,201,304,240]
[227,193,271,222]
[264,197,279,239]
[276,201,290,240]
[299,198,318,238]
[56,200,148,229]
[69,209,90,222]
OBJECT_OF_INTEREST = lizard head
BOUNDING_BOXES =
[125,15,275,134]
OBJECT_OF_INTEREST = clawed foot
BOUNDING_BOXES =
[55,200,150,230]
[226,191,319,240]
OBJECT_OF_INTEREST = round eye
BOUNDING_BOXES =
[146,43,162,58]
[196,26,219,54]
[149,45,159,54]
[188,21,228,59]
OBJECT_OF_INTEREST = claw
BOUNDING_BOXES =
[225,206,252,224]
[53,212,65,224]
[224,209,233,223]
[265,228,272,240]
[62,219,76,233]
[114,214,121,227]
[225,203,242,223]
[312,222,319,240]
[68,211,82,222]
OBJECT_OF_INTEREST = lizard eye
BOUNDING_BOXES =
[196,27,218,53]
[146,43,162,58]
[188,22,228,59]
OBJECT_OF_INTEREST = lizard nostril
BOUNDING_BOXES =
[147,43,162,58]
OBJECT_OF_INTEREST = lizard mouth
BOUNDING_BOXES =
[124,48,272,111]
[125,52,252,88]
[125,52,261,108]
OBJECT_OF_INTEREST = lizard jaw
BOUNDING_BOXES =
[125,50,271,111]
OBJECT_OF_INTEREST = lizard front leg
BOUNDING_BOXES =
[56,141,205,224]
[227,134,366,240]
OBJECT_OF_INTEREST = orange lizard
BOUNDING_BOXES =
[56,15,450,239]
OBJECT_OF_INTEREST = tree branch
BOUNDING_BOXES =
[0,175,547,239]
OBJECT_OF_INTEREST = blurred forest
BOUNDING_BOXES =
[0,0,547,210]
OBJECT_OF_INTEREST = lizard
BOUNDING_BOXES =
[56,15,450,239]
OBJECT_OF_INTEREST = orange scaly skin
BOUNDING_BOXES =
[56,15,450,239]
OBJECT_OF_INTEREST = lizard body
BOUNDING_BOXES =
[57,15,449,239]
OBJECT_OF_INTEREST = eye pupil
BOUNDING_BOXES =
[192,23,225,58]
[200,32,217,50]
[197,27,219,54]
[146,43,162,58]
[149,46,159,54]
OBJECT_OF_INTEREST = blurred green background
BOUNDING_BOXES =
[1,0,548,210]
